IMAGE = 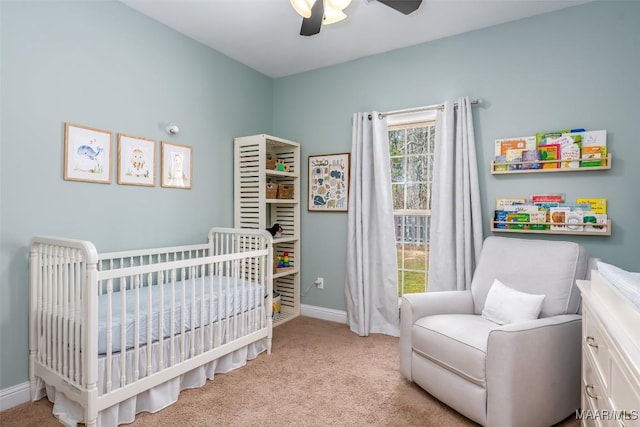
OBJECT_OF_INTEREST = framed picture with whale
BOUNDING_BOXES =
[63,122,113,184]
[308,152,350,212]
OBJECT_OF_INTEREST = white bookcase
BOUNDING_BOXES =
[234,134,301,326]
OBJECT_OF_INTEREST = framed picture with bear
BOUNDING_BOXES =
[117,134,156,186]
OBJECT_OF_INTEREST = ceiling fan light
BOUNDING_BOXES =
[323,9,347,25]
[290,0,316,19]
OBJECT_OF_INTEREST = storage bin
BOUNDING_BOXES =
[266,183,278,199]
[266,155,277,170]
[278,184,293,199]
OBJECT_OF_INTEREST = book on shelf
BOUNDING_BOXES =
[576,198,607,215]
[494,136,536,158]
[549,207,572,231]
[495,197,527,210]
[530,193,565,204]
[494,155,508,171]
[583,212,608,233]
[505,148,524,170]
[580,130,607,167]
[529,211,549,230]
[521,150,541,170]
[565,210,584,231]
[536,129,585,147]
[538,144,561,169]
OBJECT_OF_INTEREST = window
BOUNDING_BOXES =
[389,117,436,297]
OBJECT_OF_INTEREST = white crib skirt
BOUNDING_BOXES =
[35,316,267,427]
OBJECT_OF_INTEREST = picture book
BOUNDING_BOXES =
[581,130,607,166]
[581,146,604,167]
[521,150,540,170]
[583,212,608,233]
[505,148,524,170]
[494,210,510,229]
[529,211,549,230]
[494,155,508,172]
[495,198,526,210]
[538,144,561,169]
[565,210,584,232]
[506,212,523,230]
[536,129,585,147]
[530,193,565,204]
[576,198,607,215]
[549,207,571,231]
[560,142,581,168]
[494,136,536,158]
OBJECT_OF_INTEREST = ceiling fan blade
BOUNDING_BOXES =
[377,0,422,15]
[300,0,325,36]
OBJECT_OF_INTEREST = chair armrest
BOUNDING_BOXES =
[399,291,473,380]
[486,314,582,427]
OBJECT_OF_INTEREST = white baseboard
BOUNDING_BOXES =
[301,304,347,324]
[1,306,347,412]
[0,381,30,411]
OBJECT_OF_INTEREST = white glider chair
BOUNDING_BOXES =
[400,236,591,427]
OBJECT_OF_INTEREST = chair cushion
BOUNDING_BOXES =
[412,314,500,387]
[470,236,588,317]
[481,279,545,324]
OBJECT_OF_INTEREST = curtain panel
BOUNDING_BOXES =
[428,97,483,292]
[345,112,400,337]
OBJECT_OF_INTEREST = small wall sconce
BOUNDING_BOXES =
[165,123,180,135]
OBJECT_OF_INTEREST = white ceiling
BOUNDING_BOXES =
[121,0,591,78]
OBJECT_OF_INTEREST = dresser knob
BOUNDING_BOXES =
[586,336,599,349]
[585,384,598,400]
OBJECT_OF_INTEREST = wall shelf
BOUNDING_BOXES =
[491,219,611,236]
[491,154,611,174]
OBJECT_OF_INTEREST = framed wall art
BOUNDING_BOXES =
[63,122,113,184]
[117,134,156,186]
[308,152,350,212]
[161,141,192,189]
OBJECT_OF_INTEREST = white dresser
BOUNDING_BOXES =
[577,270,640,427]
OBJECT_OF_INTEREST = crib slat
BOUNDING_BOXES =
[120,277,127,388]
[106,279,113,393]
[134,274,140,381]
[159,270,165,369]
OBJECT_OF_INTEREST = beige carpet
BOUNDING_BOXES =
[1,316,579,426]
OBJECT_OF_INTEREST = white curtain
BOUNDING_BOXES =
[345,112,399,337]
[428,97,483,292]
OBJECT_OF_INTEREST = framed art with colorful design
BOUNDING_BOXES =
[308,153,350,212]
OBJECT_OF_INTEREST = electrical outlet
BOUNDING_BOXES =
[315,277,324,289]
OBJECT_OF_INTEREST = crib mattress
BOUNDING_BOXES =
[97,275,264,354]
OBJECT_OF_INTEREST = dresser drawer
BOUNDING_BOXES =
[584,306,613,390]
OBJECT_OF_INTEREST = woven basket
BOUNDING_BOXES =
[266,183,278,199]
[278,184,293,199]
[266,155,277,170]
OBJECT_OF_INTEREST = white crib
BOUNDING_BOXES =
[29,227,273,426]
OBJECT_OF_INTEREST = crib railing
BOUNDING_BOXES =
[30,228,272,424]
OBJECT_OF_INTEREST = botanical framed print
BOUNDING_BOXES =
[161,141,192,189]
[117,134,156,186]
[63,123,112,184]
[308,152,350,212]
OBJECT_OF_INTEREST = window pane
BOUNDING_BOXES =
[406,184,428,210]
[407,128,428,154]
[390,158,404,183]
[389,130,405,155]
[392,184,405,210]
[406,155,427,183]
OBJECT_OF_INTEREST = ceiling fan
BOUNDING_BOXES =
[291,0,424,37]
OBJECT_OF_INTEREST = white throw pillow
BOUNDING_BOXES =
[481,279,546,325]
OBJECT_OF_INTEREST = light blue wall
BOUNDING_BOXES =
[273,1,640,311]
[1,0,639,395]
[0,1,272,389]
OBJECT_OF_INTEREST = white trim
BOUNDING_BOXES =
[301,304,347,324]
[0,381,30,411]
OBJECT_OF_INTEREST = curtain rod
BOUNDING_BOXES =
[369,98,482,120]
